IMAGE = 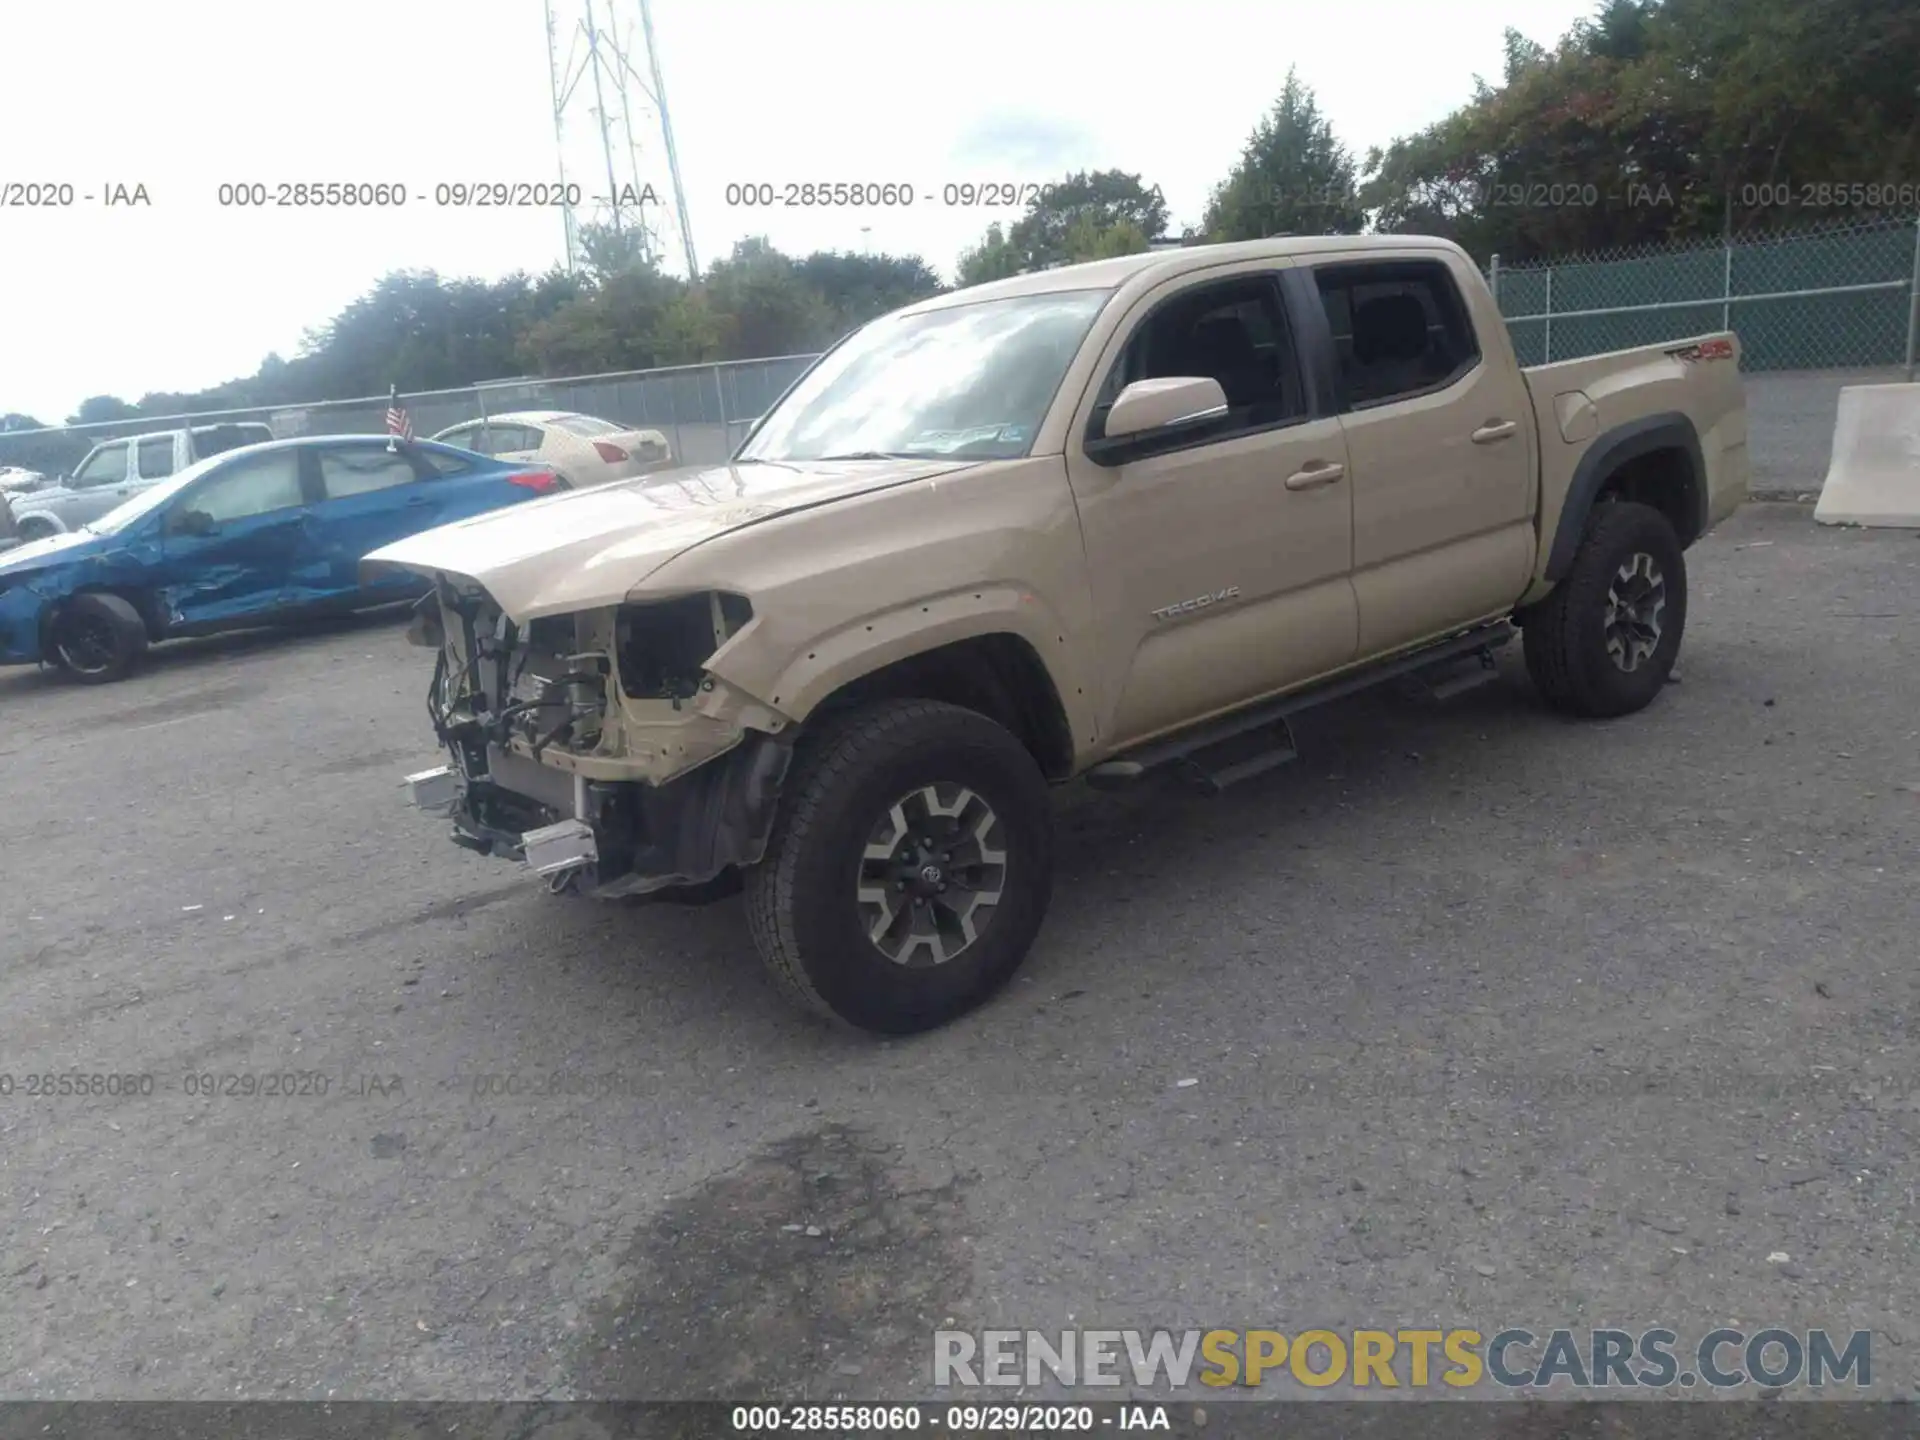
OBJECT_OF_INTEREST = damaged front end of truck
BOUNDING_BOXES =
[402,579,795,900]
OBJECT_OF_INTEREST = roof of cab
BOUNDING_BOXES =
[897,234,1468,315]
[473,410,575,425]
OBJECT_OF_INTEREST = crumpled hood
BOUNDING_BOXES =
[0,527,101,580]
[363,454,979,620]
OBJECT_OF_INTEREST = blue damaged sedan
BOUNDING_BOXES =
[0,435,567,684]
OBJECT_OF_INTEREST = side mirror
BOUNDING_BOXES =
[1103,377,1229,439]
[1085,377,1230,461]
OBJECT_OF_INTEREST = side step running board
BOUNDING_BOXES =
[1087,622,1515,795]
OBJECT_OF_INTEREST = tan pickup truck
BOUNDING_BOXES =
[368,234,1748,1034]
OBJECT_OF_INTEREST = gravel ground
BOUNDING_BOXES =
[0,501,1916,1402]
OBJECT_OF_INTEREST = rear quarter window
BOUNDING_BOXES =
[417,446,476,476]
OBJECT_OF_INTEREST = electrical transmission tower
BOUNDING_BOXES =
[543,0,699,279]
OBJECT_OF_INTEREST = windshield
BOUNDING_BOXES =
[84,450,230,534]
[737,288,1111,464]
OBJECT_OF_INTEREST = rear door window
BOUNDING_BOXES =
[1312,259,1481,408]
[137,436,176,479]
[487,424,545,454]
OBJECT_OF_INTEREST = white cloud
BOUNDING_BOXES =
[0,0,1592,421]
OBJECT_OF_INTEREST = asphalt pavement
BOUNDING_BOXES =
[1,502,1916,1401]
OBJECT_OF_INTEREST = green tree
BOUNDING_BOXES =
[652,286,727,364]
[956,170,1170,283]
[1061,214,1150,261]
[67,395,140,426]
[1361,0,1920,259]
[0,414,87,475]
[520,241,947,374]
[700,239,837,358]
[290,269,586,397]
[518,263,690,374]
[1203,69,1365,241]
[576,220,658,282]
[792,251,945,336]
[955,223,1025,286]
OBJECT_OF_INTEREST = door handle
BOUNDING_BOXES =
[406,496,432,507]
[1284,461,1346,491]
[1472,420,1519,444]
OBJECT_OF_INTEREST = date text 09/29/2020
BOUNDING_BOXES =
[1,179,1080,209]
[724,181,1079,208]
[727,1405,1169,1432]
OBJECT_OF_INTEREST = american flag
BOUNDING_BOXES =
[385,384,413,443]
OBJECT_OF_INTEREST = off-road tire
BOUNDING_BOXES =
[46,591,148,685]
[1524,500,1686,718]
[745,699,1054,1035]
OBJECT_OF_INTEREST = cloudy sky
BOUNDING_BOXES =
[0,0,1597,423]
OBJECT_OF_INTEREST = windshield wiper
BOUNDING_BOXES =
[808,451,926,462]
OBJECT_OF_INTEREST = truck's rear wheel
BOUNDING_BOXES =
[1524,500,1686,718]
[745,699,1054,1035]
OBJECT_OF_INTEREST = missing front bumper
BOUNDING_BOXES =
[402,731,793,898]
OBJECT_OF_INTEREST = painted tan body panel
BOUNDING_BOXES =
[368,234,1747,787]
[1515,333,1751,607]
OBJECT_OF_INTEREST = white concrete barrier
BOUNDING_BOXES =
[1813,382,1920,527]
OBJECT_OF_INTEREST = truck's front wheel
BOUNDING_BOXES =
[1525,500,1687,718]
[745,699,1054,1034]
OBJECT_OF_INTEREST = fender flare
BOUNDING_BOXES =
[1544,411,1705,582]
[12,509,69,538]
[724,586,1090,743]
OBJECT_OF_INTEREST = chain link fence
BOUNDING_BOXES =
[0,354,820,485]
[1489,213,1920,374]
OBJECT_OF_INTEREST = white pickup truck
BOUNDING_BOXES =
[11,422,274,539]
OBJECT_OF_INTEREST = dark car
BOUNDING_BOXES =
[0,435,565,683]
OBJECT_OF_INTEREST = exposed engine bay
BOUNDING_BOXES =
[408,580,791,899]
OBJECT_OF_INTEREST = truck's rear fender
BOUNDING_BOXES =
[1541,412,1706,582]
[1524,334,1746,589]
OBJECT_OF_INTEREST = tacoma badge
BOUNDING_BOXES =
[1152,586,1241,622]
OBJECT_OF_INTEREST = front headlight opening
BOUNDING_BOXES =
[616,592,753,701]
